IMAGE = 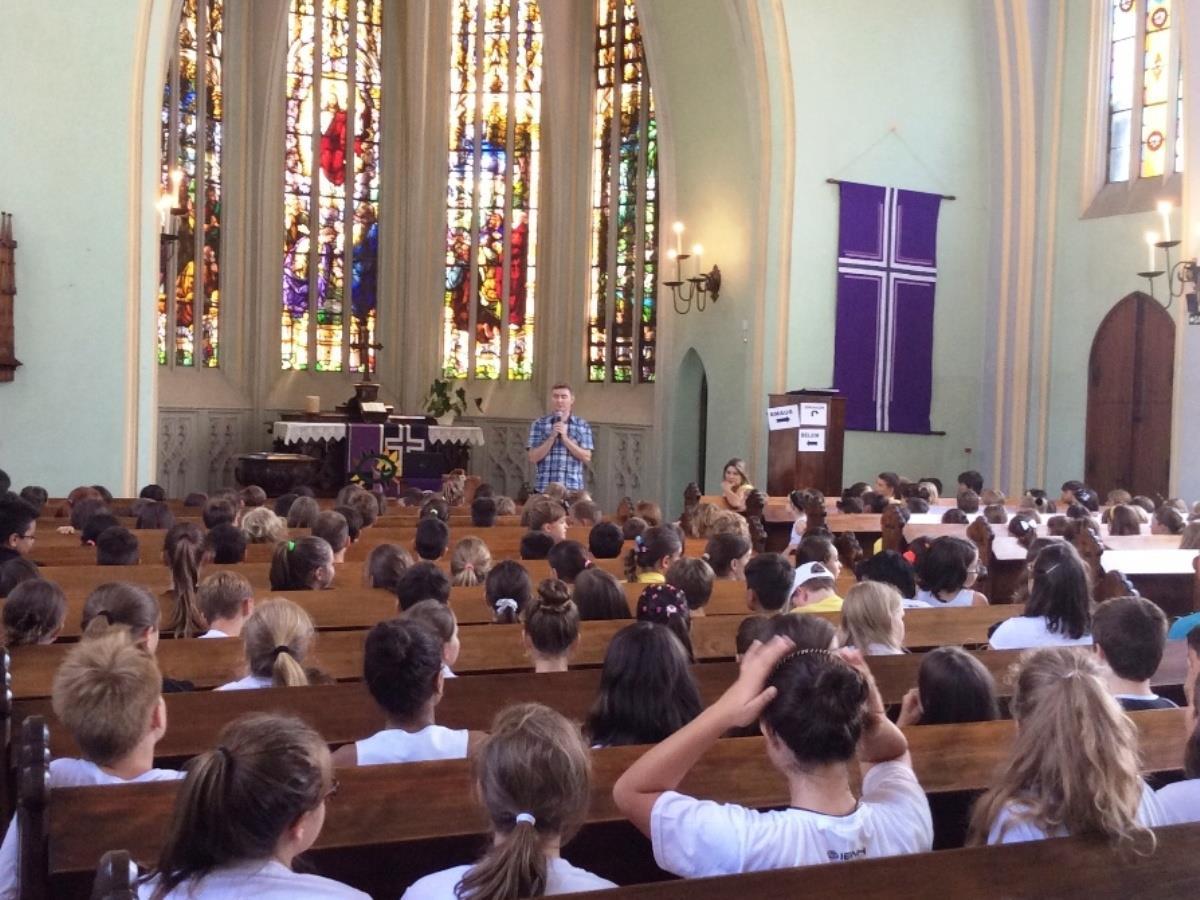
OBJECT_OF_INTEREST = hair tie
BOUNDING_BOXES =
[495,598,519,614]
[463,563,474,572]
[583,559,593,569]
[514,812,536,826]
[287,540,296,551]
[271,645,292,658]
[216,745,234,763]
[634,534,645,549]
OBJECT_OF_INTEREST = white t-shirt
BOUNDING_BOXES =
[863,642,905,656]
[0,759,183,900]
[988,615,1094,651]
[787,516,806,548]
[441,663,457,680]
[215,674,274,691]
[355,725,469,766]
[402,856,614,899]
[987,782,1166,843]
[912,588,977,608]
[649,761,932,877]
[138,858,369,899]
[198,628,229,639]
[1156,778,1200,825]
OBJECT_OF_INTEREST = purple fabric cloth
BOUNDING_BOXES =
[832,182,942,434]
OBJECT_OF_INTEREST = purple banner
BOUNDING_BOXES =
[832,182,941,433]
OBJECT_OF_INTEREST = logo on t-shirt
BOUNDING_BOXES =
[826,847,867,862]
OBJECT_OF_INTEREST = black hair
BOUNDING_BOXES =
[702,532,751,577]
[204,524,247,565]
[414,517,450,560]
[80,512,121,546]
[395,561,451,611]
[941,508,968,524]
[588,521,624,559]
[95,526,140,566]
[202,499,237,530]
[1155,506,1185,535]
[743,553,794,612]
[769,612,836,650]
[363,618,444,719]
[856,549,917,599]
[471,496,498,527]
[957,470,984,493]
[1025,542,1093,639]
[916,646,1000,725]
[573,568,631,621]
[484,560,534,624]
[18,486,48,514]
[333,505,363,543]
[624,525,682,581]
[585,622,701,747]
[520,531,555,560]
[762,652,868,765]
[135,501,176,530]
[0,556,40,597]
[0,470,9,494]
[916,536,977,597]
[906,498,930,514]
[547,540,590,583]
[795,534,836,568]
[1073,488,1100,512]
[273,493,298,517]
[268,536,333,592]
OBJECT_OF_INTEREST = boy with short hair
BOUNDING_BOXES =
[312,510,351,563]
[471,496,498,527]
[527,498,569,543]
[95,526,140,566]
[395,561,452,610]
[589,521,624,559]
[520,530,555,560]
[1093,596,1177,711]
[204,523,247,564]
[743,553,795,613]
[414,516,450,561]
[666,557,714,615]
[197,571,255,638]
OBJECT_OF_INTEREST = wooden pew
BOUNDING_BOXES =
[21,709,1189,898]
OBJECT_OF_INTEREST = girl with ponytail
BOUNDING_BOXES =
[623,524,683,584]
[162,523,207,637]
[139,712,367,899]
[485,560,533,625]
[613,639,932,877]
[269,536,336,591]
[402,703,613,899]
[215,599,317,691]
[451,536,493,587]
[968,647,1164,848]
[522,580,580,673]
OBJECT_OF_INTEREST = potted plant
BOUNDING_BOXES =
[424,378,482,426]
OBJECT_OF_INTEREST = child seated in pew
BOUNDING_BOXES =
[163,523,208,638]
[637,584,694,662]
[472,496,498,527]
[769,612,837,651]
[80,511,121,546]
[1155,673,1200,823]
[527,496,569,544]
[364,542,414,592]
[546,540,590,585]
[396,561,452,610]
[1091,596,1177,711]
[989,542,1093,650]
[2,578,65,646]
[612,639,932,877]
[572,568,631,621]
[703,532,751,581]
[666,557,714,616]
[137,712,368,899]
[569,498,600,527]
[335,505,363,545]
[269,536,336,592]
[403,703,615,899]
[0,633,184,900]
[523,579,579,673]
[587,521,624,560]
[331,618,477,767]
[0,556,39,597]
[96,525,140,565]
[625,525,683,584]
[241,506,287,545]
[451,536,493,587]
[912,537,988,608]
[203,522,246,564]
[311,510,351,563]
[1153,506,1186,536]
[968,647,1166,847]
[941,508,968,524]
[897,646,1000,726]
[838,582,905,655]
[406,599,462,679]
[743,553,796,613]
[286,495,321,529]
[734,615,774,661]
[416,516,451,561]
[196,571,255,639]
[790,562,844,614]
[520,531,555,560]
[586,622,701,748]
[794,533,843,580]
[215,598,320,691]
[485,559,533,624]
[1105,505,1142,537]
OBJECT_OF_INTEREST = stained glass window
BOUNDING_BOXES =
[283,0,382,373]
[158,0,222,367]
[1107,0,1183,183]
[444,0,542,381]
[588,0,657,383]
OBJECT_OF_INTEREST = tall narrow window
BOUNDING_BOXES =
[588,0,657,383]
[1107,0,1183,183]
[283,0,382,373]
[444,0,542,381]
[158,0,223,367]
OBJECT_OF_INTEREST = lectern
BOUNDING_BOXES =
[766,390,845,496]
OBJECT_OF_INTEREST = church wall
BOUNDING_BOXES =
[780,0,993,491]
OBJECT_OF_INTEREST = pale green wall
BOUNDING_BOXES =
[0,1,164,495]
[783,0,992,490]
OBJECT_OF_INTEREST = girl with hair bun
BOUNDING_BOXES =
[138,712,367,899]
[624,524,683,584]
[613,638,931,877]
[402,703,614,899]
[216,599,317,691]
[968,647,1165,848]
[522,579,580,673]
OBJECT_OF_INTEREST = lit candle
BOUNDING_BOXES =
[672,221,684,255]
[692,243,703,275]
[1146,232,1159,271]
[157,194,171,231]
[170,168,184,199]
[667,248,678,262]
[1157,201,1172,242]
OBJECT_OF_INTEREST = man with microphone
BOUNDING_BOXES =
[527,383,594,493]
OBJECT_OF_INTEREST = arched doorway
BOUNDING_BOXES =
[669,348,708,503]
[1085,292,1174,498]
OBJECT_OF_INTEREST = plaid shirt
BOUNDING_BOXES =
[527,413,594,491]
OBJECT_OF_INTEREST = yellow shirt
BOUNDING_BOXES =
[792,594,844,614]
[635,571,666,584]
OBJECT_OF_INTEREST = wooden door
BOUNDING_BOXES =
[1085,292,1174,498]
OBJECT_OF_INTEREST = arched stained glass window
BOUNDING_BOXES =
[158,0,223,367]
[1107,0,1183,182]
[443,0,542,381]
[283,0,382,373]
[588,0,657,383]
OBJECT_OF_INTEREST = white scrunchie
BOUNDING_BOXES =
[494,598,519,614]
[514,812,536,826]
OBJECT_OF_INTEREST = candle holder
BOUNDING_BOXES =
[664,253,722,315]
[1136,270,1165,300]
[1138,238,1198,312]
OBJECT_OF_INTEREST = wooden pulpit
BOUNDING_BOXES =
[765,390,845,496]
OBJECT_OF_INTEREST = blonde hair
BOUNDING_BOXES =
[241,598,315,687]
[968,648,1154,852]
[709,511,751,541]
[457,703,591,900]
[240,507,288,544]
[51,632,162,765]
[451,536,493,587]
[839,581,904,653]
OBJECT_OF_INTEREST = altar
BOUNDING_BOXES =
[272,418,485,494]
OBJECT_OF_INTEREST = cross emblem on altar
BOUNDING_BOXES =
[384,424,426,457]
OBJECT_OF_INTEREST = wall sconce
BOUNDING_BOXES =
[663,221,721,314]
[158,168,185,250]
[1136,201,1200,323]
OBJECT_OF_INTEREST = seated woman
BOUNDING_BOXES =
[720,457,754,512]
[989,542,1093,650]
[912,537,988,608]
[613,639,932,877]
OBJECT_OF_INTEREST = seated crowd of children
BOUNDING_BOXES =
[0,466,1196,898]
